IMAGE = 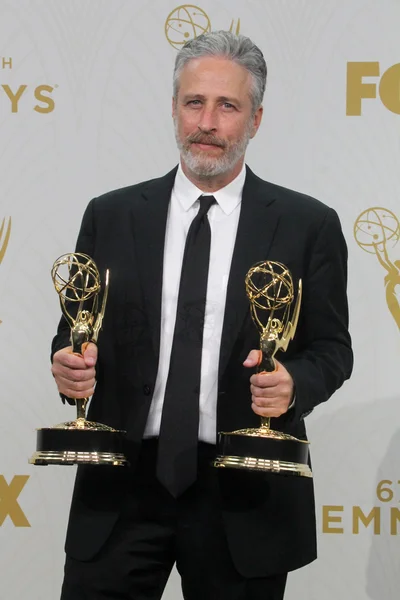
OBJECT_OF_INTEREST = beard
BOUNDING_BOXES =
[174,117,253,178]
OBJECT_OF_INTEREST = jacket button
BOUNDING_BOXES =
[143,384,151,396]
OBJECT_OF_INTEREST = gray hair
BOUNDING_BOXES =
[173,30,267,113]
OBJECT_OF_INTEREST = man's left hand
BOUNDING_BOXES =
[243,350,294,418]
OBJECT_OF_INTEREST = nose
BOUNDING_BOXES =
[197,107,217,133]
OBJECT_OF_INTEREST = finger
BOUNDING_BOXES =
[251,403,286,418]
[250,372,280,388]
[55,373,95,398]
[53,366,95,385]
[251,394,274,407]
[57,385,95,399]
[52,364,96,383]
[56,374,96,396]
[53,348,86,370]
[250,384,282,398]
[243,349,261,368]
[83,342,98,367]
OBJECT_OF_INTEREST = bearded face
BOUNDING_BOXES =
[173,56,262,180]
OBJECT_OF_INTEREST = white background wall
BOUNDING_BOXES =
[0,1,399,598]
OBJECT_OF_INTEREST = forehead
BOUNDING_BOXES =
[178,56,252,97]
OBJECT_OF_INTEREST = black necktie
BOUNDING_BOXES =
[156,195,216,497]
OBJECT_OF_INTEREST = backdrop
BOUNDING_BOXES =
[0,1,399,599]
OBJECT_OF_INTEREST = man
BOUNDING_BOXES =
[52,31,353,600]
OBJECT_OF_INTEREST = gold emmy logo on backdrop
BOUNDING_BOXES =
[347,62,400,115]
[0,217,11,264]
[165,5,240,49]
[1,57,55,113]
[0,216,12,324]
[322,480,400,535]
[354,207,400,329]
[0,475,30,527]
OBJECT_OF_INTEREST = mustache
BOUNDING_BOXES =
[186,131,226,148]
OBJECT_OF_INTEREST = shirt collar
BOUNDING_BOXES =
[174,162,246,216]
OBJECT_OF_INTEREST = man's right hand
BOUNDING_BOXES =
[51,342,98,399]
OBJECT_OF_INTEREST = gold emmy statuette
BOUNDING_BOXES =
[214,261,312,477]
[29,253,128,466]
[354,207,400,330]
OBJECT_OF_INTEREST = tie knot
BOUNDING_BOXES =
[197,195,216,219]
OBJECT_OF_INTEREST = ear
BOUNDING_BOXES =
[172,97,177,118]
[250,106,263,139]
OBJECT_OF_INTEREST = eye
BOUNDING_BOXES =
[222,102,235,110]
[187,99,202,106]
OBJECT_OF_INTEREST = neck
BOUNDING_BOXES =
[180,158,244,193]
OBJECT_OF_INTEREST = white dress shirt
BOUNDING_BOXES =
[144,163,246,444]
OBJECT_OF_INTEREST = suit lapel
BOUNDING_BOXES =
[218,166,281,378]
[132,167,178,360]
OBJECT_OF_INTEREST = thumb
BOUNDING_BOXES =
[83,342,98,367]
[243,349,261,368]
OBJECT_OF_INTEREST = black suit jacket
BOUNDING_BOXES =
[52,166,353,577]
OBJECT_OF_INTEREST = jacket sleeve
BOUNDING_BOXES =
[281,207,353,421]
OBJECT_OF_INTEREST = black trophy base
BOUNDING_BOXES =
[213,427,312,477]
[29,419,129,466]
